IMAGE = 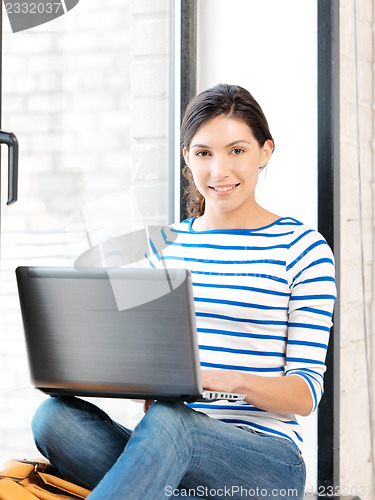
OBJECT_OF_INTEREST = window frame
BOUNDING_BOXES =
[317,0,340,490]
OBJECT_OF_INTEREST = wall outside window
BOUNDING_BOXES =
[339,0,375,497]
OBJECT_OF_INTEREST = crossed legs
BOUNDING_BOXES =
[32,397,306,499]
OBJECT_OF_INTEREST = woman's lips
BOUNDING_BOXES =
[209,183,240,195]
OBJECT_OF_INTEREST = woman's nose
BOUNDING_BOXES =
[210,155,229,179]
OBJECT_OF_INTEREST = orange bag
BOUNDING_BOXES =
[0,458,91,500]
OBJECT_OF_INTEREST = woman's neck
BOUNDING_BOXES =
[193,204,280,231]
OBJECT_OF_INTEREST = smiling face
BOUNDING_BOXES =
[183,114,273,228]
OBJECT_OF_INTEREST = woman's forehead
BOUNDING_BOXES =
[190,115,255,146]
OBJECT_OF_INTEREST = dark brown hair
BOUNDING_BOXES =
[181,83,274,218]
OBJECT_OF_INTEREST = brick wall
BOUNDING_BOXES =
[130,0,170,226]
[0,0,171,465]
[339,0,375,496]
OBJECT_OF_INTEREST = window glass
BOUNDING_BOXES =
[0,0,172,463]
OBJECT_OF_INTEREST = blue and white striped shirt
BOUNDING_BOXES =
[148,217,336,451]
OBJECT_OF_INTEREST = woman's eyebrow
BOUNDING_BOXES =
[190,139,251,149]
[226,140,251,148]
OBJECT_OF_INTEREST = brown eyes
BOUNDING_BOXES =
[195,148,244,157]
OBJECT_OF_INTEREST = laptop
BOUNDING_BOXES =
[16,266,246,403]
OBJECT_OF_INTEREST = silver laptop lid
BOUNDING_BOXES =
[16,266,203,401]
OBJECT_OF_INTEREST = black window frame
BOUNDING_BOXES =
[317,0,340,491]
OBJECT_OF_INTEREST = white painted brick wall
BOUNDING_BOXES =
[131,144,168,181]
[339,0,375,497]
[131,0,169,16]
[131,60,169,97]
[130,18,169,57]
[131,99,169,138]
[0,0,171,467]
[130,0,170,229]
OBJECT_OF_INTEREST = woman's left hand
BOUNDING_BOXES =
[202,368,315,416]
[201,369,242,394]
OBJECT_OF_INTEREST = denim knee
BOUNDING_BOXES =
[145,401,203,436]
[147,401,186,422]
[32,396,73,450]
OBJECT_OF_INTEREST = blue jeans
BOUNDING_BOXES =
[32,397,306,499]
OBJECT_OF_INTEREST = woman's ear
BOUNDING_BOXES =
[183,147,190,167]
[260,139,274,167]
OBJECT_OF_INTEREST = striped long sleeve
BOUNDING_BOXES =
[285,226,336,413]
[147,217,336,451]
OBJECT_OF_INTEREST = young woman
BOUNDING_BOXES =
[32,84,336,499]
